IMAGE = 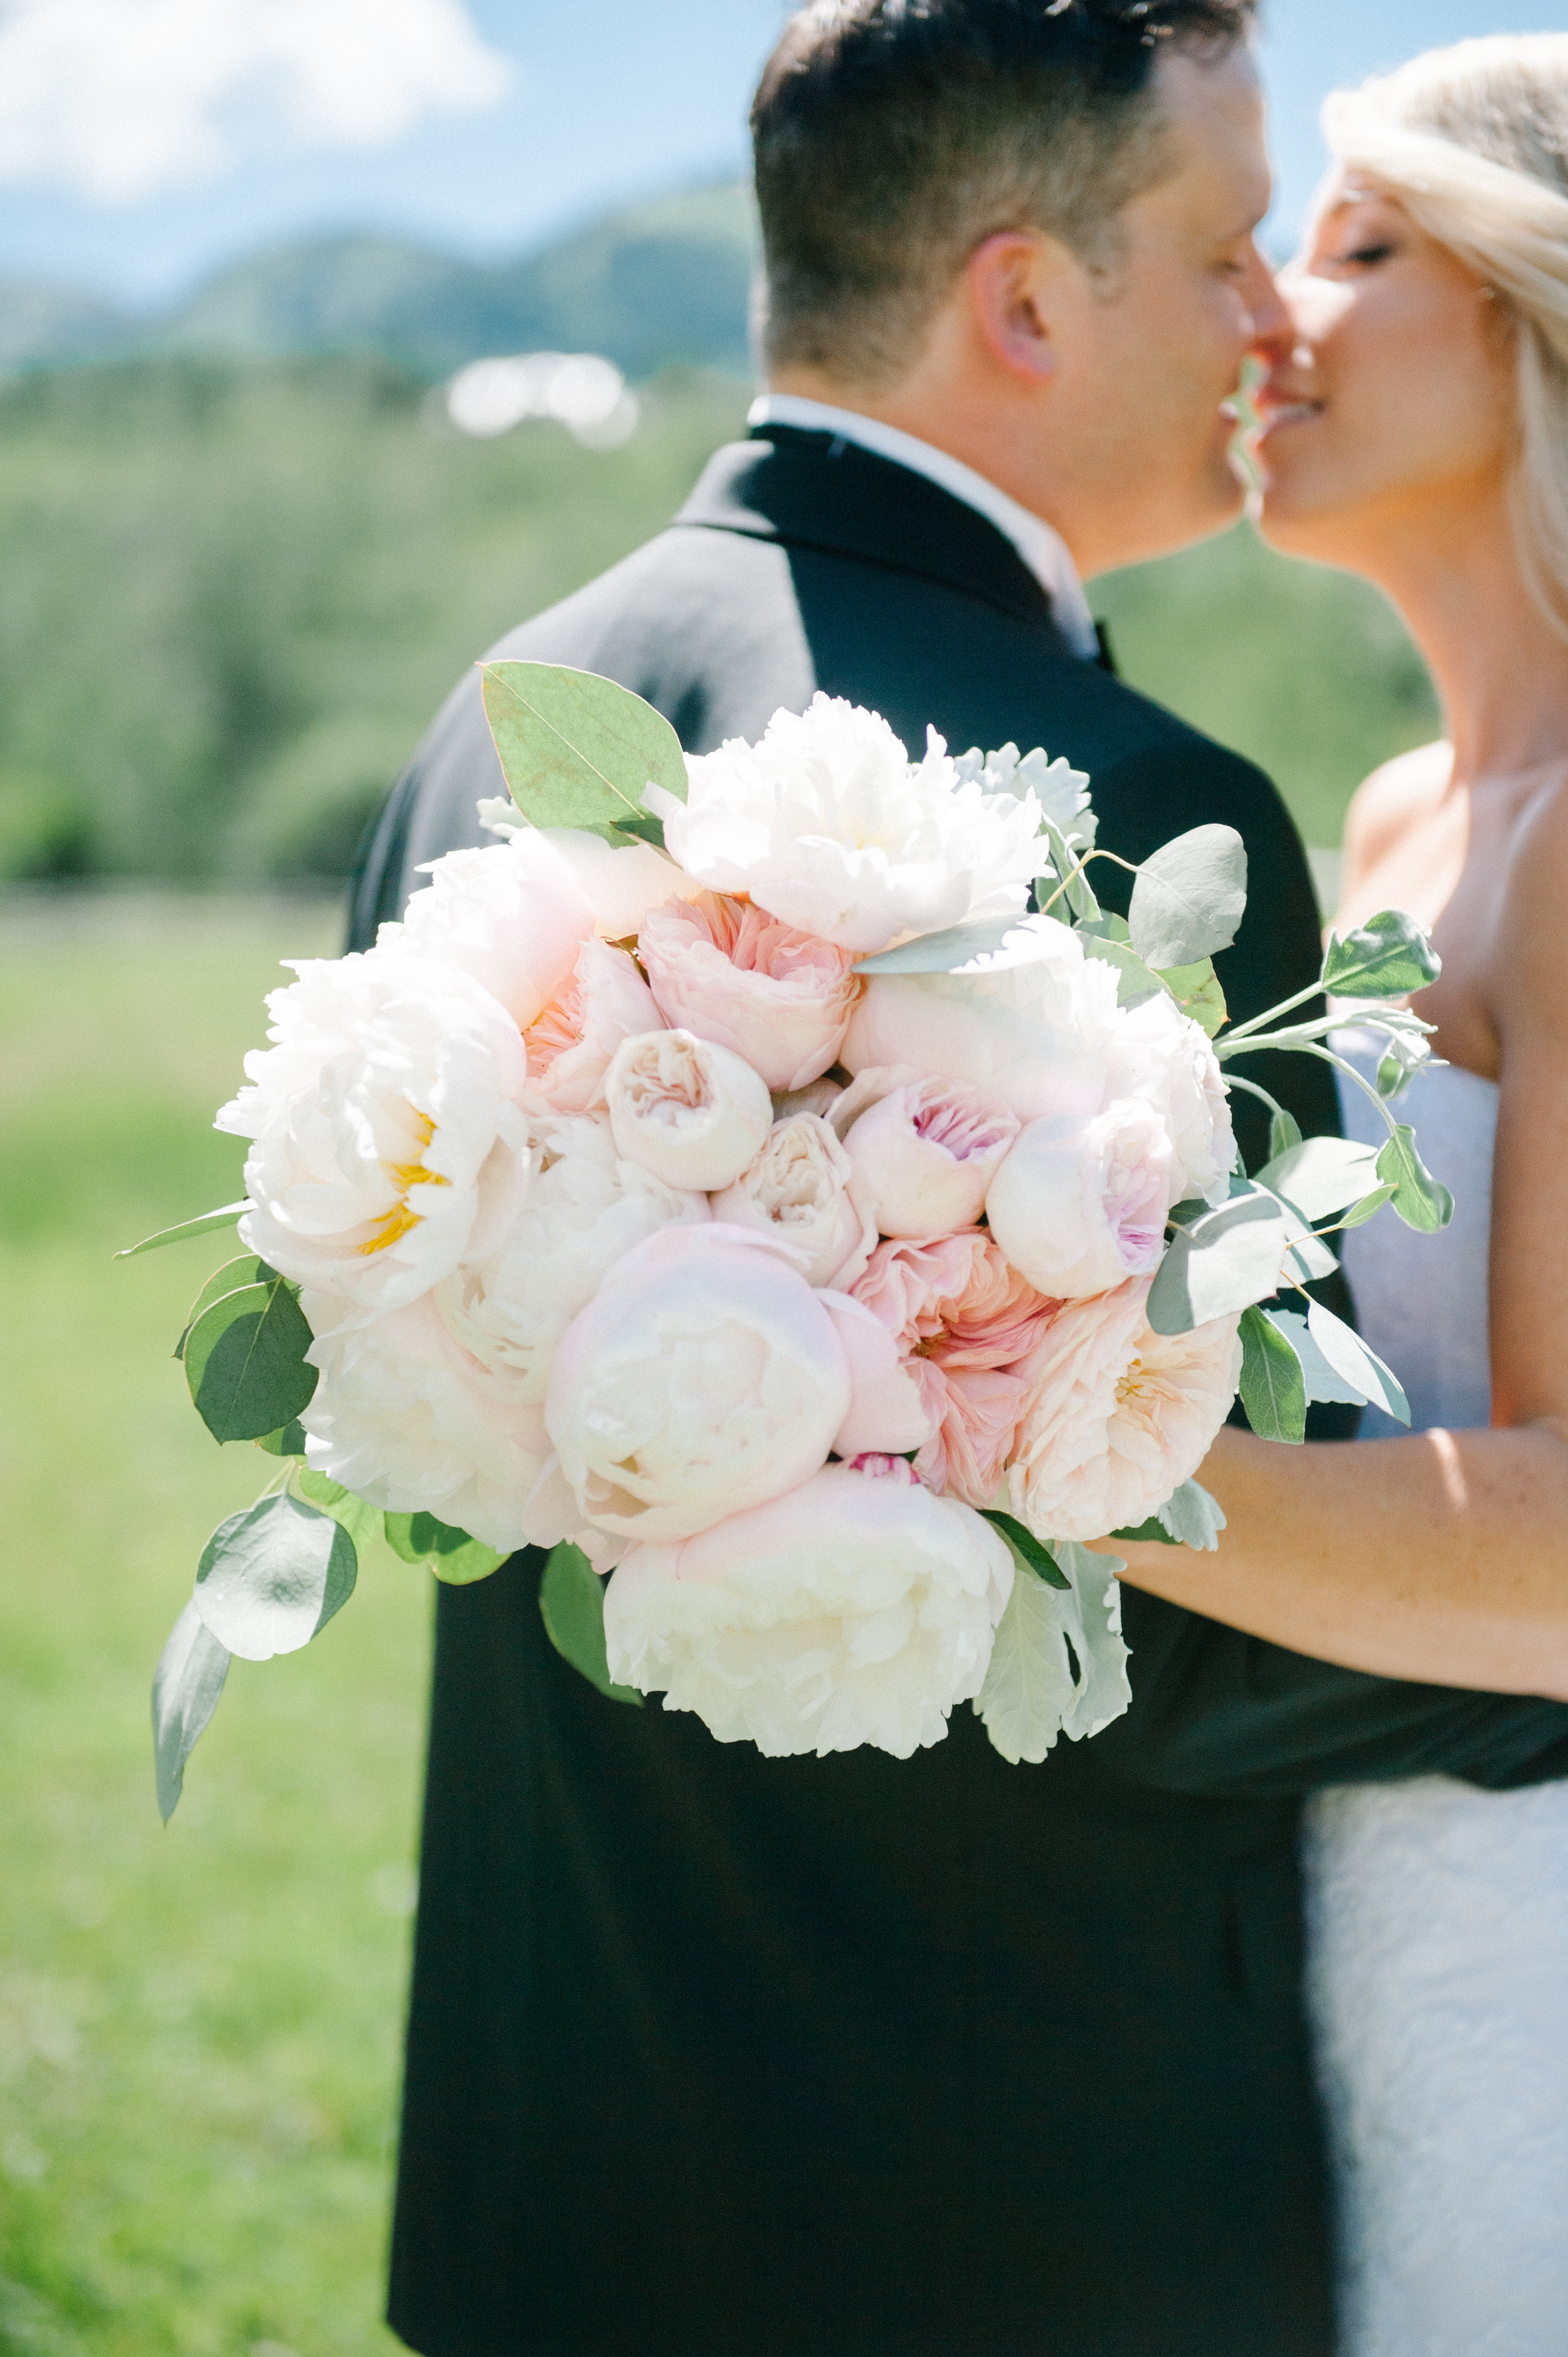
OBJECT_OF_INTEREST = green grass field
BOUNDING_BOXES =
[0,896,426,2357]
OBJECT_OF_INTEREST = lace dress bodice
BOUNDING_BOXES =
[1303,1045,1568,2356]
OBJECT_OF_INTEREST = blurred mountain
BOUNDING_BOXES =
[0,183,758,383]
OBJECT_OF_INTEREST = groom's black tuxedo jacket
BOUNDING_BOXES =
[354,430,1568,2357]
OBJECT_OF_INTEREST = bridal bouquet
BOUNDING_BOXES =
[128,668,1450,1816]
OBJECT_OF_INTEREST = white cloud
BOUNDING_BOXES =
[0,0,514,203]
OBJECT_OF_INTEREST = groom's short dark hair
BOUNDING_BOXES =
[753,0,1258,386]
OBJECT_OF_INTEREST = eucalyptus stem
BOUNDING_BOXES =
[1035,845,1140,923]
[1223,1072,1292,1124]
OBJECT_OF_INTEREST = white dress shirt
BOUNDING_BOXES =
[746,391,1100,661]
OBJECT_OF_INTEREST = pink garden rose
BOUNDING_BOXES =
[850,1232,1061,1507]
[638,890,861,1092]
[1005,1278,1242,1541]
[818,1290,938,1460]
[602,1459,1015,1757]
[840,1075,1020,1238]
[523,939,662,1114]
[984,1099,1177,1300]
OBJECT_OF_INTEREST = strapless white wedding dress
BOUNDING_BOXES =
[1303,1045,1568,2356]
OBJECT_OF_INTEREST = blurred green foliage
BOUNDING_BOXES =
[0,898,421,2356]
[0,353,1438,892]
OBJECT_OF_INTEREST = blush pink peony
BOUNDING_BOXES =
[850,1232,1061,1508]
[638,890,862,1092]
[984,1099,1177,1300]
[1005,1278,1242,1541]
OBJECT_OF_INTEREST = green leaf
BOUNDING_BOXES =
[295,1469,386,1559]
[1111,1515,1179,1545]
[1127,824,1248,968]
[1268,1107,1303,1162]
[539,1543,644,1705]
[383,1510,507,1587]
[184,1272,317,1444]
[480,661,687,836]
[193,1492,357,1662]
[173,1255,267,1359]
[1377,1124,1454,1233]
[1305,1299,1411,1425]
[1238,1306,1308,1444]
[151,1599,230,1823]
[1078,928,1166,1008]
[115,1201,252,1260]
[855,916,1053,977]
[979,1509,1071,1590]
[1147,1188,1293,1336]
[1256,1136,1384,1223]
[977,1541,1131,1765]
[1338,1182,1399,1230]
[1322,908,1441,999]
[1157,957,1228,1038]
[256,1420,307,1457]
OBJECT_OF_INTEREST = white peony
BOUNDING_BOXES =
[605,1028,773,1193]
[710,1112,876,1289]
[435,1110,711,1405]
[645,694,1051,955]
[1006,1279,1242,1542]
[603,1459,1015,1758]
[300,1289,547,1553]
[543,1225,851,1544]
[841,915,1125,1124]
[216,949,530,1319]
[1105,989,1236,1206]
[382,825,690,1031]
[985,1099,1177,1300]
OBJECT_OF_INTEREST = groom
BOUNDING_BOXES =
[355,6,1568,2353]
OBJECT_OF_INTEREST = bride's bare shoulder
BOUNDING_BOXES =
[1341,742,1453,873]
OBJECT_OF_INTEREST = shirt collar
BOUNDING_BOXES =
[746,391,1099,662]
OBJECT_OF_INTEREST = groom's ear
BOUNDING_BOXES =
[965,230,1074,386]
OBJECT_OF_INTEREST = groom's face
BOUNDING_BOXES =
[1042,46,1279,577]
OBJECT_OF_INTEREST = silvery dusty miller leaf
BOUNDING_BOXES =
[978,1543,1130,1764]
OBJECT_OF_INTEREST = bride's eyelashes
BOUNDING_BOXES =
[1342,241,1397,269]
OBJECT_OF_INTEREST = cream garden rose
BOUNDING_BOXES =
[603,1459,1015,1758]
[710,1112,876,1289]
[605,1028,773,1193]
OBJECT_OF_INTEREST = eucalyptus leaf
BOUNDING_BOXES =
[978,1509,1071,1590]
[1338,1182,1399,1230]
[1127,824,1248,968]
[1378,1033,1434,1100]
[1256,1136,1384,1223]
[854,916,1027,976]
[1268,1310,1367,1409]
[1322,908,1441,1000]
[1146,1189,1293,1336]
[1377,1125,1455,1233]
[173,1255,266,1360]
[185,1272,317,1444]
[480,661,687,835]
[1269,1108,1303,1162]
[539,1543,643,1705]
[1284,1228,1340,1284]
[256,1420,307,1457]
[115,1201,252,1260]
[194,1492,358,1663]
[383,1510,507,1587]
[151,1598,230,1823]
[977,1542,1131,1765]
[295,1469,387,1560]
[1238,1306,1308,1444]
[1306,1299,1411,1425]
[1039,814,1100,922]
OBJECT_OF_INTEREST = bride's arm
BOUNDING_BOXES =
[1113,783,1568,1703]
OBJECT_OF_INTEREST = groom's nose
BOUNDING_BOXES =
[1237,240,1289,347]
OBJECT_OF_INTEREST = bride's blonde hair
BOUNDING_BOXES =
[1325,35,1568,633]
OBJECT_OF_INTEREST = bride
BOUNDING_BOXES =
[1113,32,1568,2356]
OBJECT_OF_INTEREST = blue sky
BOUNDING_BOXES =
[0,0,1560,307]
